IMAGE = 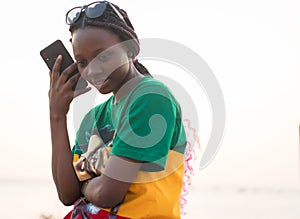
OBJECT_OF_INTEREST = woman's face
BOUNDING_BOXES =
[72,26,131,94]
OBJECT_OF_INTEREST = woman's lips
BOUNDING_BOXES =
[91,77,109,89]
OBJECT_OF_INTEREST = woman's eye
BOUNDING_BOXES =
[98,51,112,62]
[76,60,87,67]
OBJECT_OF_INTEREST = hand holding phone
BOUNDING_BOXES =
[40,39,88,90]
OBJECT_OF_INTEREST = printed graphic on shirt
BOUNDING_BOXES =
[73,125,115,181]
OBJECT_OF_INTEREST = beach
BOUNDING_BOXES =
[183,184,300,219]
[1,179,300,219]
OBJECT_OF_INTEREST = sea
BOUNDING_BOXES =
[1,179,300,219]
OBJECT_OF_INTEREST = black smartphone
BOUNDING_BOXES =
[40,39,88,90]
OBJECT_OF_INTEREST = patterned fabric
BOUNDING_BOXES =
[73,126,114,181]
[63,198,129,219]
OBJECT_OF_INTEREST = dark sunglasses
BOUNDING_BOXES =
[66,1,126,25]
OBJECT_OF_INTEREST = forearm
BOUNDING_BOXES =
[83,174,129,208]
[50,115,81,205]
[83,156,142,208]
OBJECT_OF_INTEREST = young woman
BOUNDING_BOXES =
[48,1,187,218]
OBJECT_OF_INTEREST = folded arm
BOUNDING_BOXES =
[83,155,142,208]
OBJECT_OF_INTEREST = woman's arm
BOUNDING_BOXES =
[83,156,142,208]
[50,115,82,205]
[49,55,91,205]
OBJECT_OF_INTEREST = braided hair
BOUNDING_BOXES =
[69,2,151,76]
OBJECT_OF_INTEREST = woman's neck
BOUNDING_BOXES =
[113,65,144,103]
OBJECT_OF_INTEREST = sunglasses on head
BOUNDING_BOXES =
[66,1,126,25]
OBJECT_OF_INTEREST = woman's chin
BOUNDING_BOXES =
[97,86,113,94]
[98,90,110,94]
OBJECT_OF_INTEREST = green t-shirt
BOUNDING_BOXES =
[73,76,186,169]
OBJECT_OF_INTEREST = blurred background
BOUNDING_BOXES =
[1,0,300,218]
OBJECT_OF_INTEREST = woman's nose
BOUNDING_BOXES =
[83,60,104,77]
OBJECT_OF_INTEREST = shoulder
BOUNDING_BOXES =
[135,76,170,92]
[129,76,176,105]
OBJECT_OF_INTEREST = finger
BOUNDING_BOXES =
[51,55,62,87]
[52,55,62,78]
[60,62,78,84]
[64,71,81,90]
[49,72,53,96]
[49,71,52,86]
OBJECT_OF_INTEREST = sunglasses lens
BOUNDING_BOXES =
[86,2,107,19]
[67,7,82,24]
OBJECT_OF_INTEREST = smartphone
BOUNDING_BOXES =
[40,39,88,90]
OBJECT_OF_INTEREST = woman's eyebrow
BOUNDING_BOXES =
[94,47,108,55]
[74,48,107,60]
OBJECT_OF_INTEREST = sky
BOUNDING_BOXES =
[1,0,300,192]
